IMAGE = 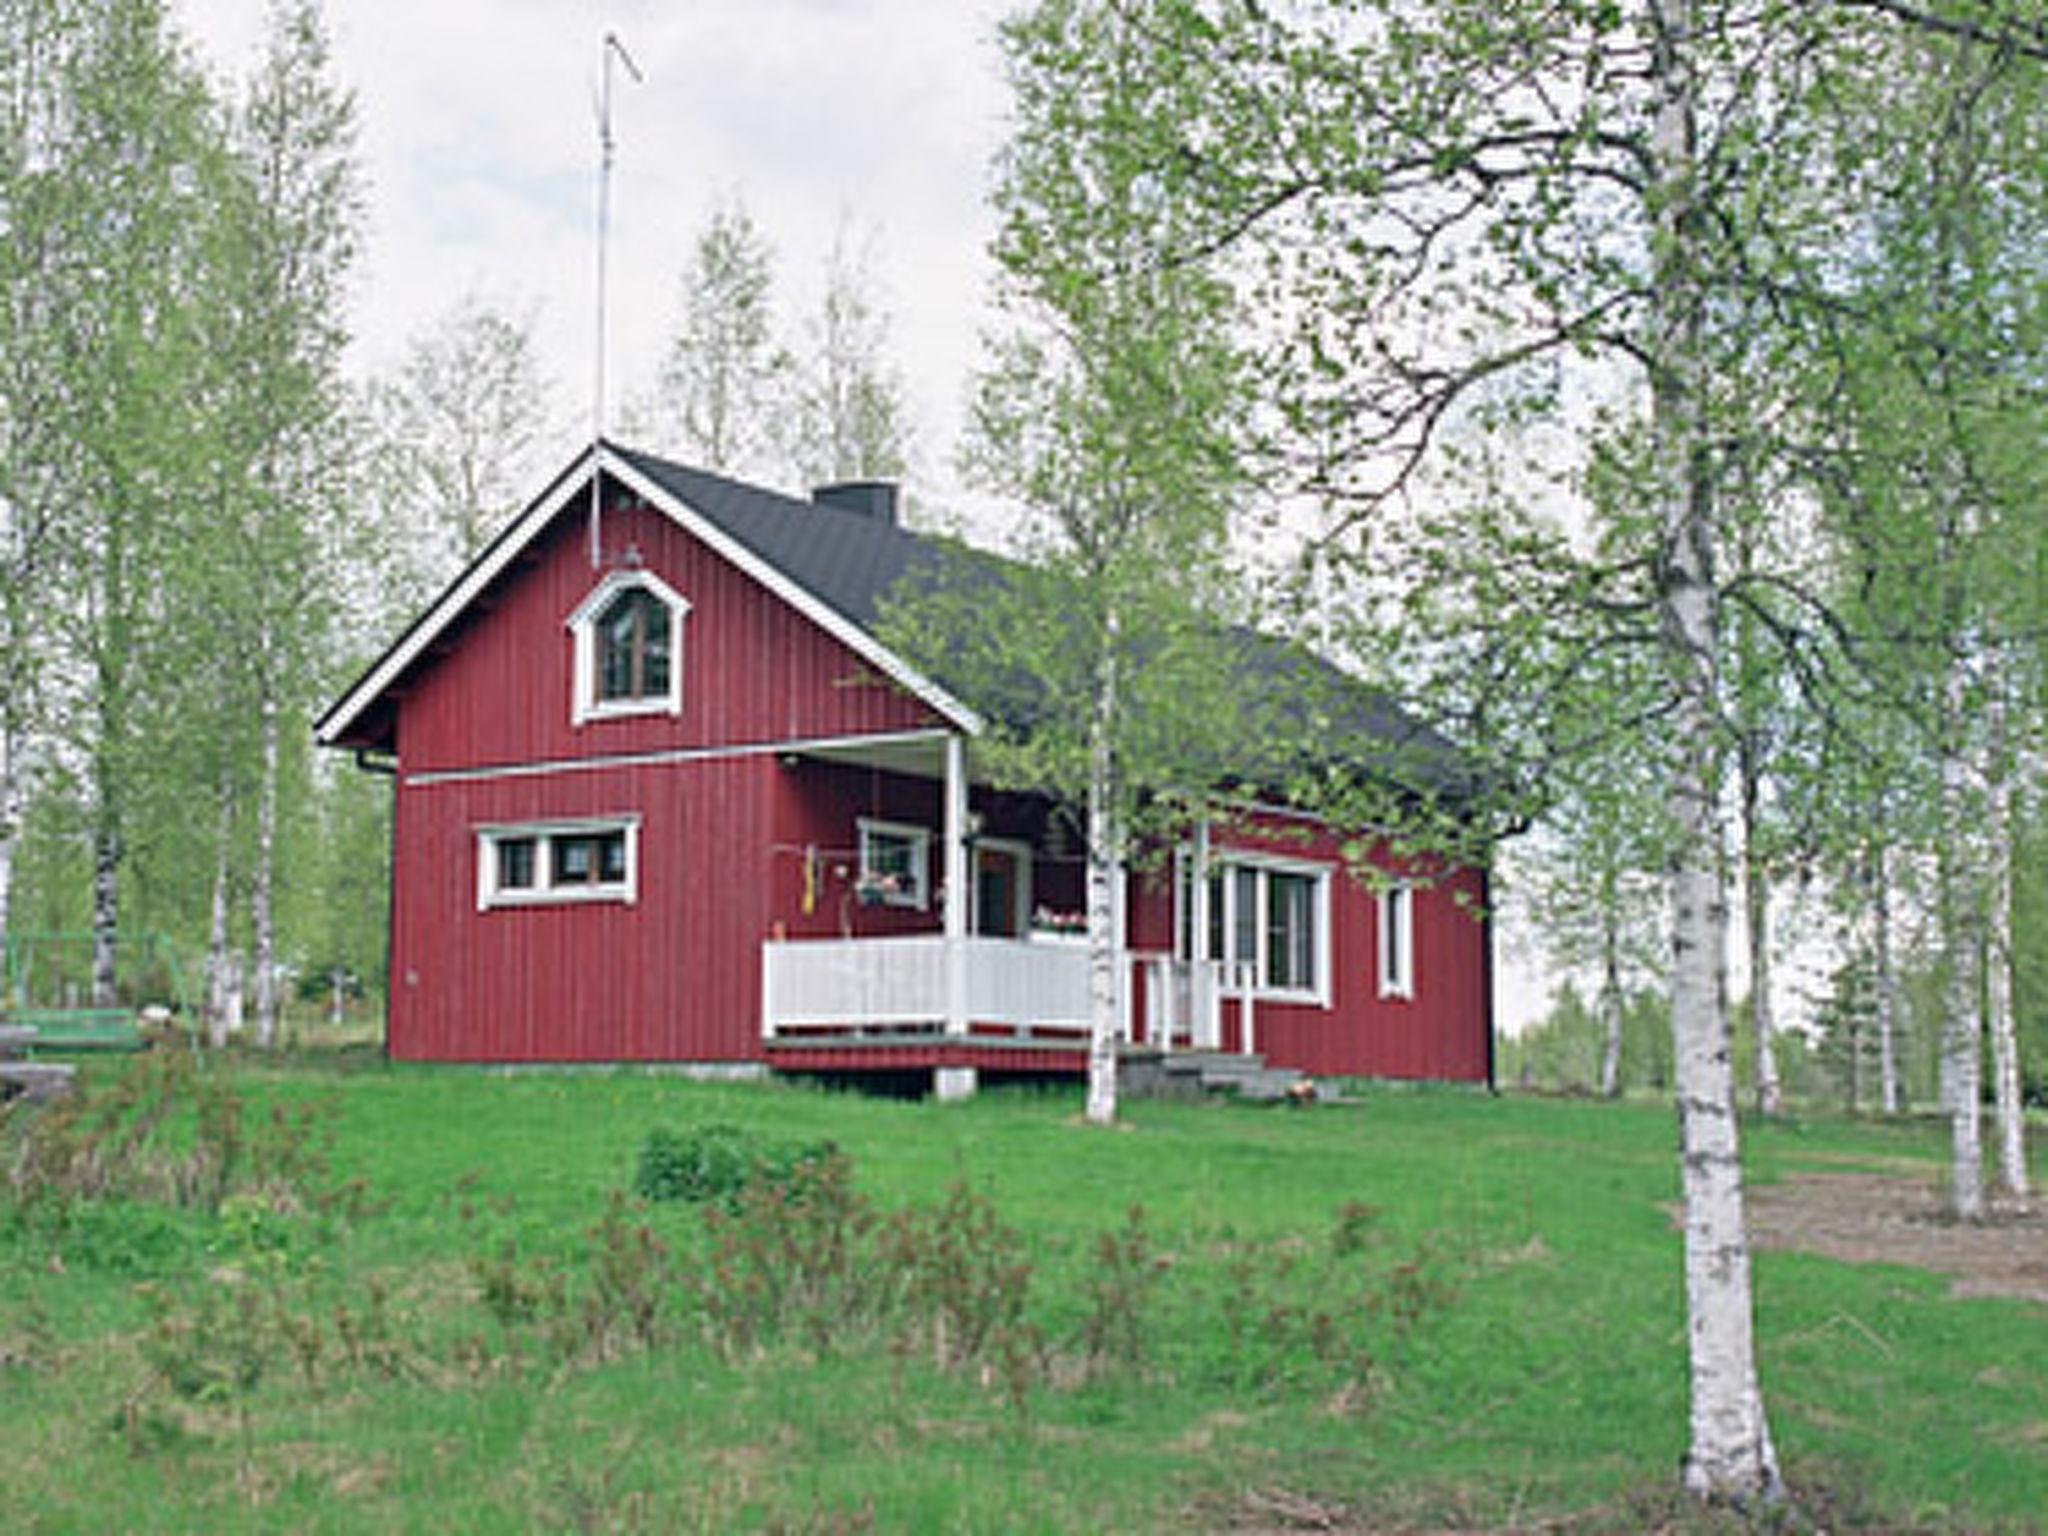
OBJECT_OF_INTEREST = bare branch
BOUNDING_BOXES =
[1836,0,2048,60]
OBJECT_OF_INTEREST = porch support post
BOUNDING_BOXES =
[1191,815,1213,1050]
[943,732,970,1034]
[1113,846,1129,1045]
[941,733,975,1100]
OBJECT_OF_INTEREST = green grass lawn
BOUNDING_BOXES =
[2,1056,2041,1532]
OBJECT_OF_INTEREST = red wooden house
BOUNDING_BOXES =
[317,443,1495,1095]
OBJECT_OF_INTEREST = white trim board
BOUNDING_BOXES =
[402,727,958,789]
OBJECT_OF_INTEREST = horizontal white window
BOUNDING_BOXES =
[477,816,640,910]
[856,818,930,910]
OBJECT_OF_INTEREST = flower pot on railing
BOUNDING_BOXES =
[855,873,903,907]
[1028,907,1087,944]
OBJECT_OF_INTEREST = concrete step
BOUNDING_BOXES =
[1120,1046,1325,1103]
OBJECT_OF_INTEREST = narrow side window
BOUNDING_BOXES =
[1378,885,1414,1000]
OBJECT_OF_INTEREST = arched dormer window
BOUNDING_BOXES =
[568,570,690,725]
[599,587,669,702]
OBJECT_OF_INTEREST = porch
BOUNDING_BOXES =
[760,934,1261,1069]
[762,731,1271,1093]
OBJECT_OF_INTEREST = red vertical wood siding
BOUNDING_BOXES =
[387,495,948,1063]
[397,502,940,778]
[390,756,780,1062]
[378,490,1488,1078]
[1117,815,1491,1084]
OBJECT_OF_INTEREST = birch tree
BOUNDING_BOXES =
[1038,0,2039,1504]
[365,292,559,580]
[1516,675,1666,1100]
[779,220,910,487]
[886,0,1254,1126]
[652,195,785,476]
[202,0,360,1046]
[29,0,228,1006]
[0,0,72,955]
[1804,19,2048,1211]
[1059,0,2048,1493]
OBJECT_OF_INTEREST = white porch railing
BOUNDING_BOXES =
[1136,955,1257,1053]
[763,935,1095,1038]
[764,938,1260,1054]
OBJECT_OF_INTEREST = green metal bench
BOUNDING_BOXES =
[3,1008,144,1052]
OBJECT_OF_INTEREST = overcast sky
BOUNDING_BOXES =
[176,0,1011,509]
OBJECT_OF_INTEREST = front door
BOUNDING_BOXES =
[974,842,1030,937]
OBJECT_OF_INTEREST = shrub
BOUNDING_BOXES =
[1,1041,364,1230]
[560,1193,676,1362]
[1195,1201,1463,1405]
[885,1178,1040,1382]
[460,1191,678,1367]
[1077,1204,1162,1379]
[692,1150,886,1356]
[632,1122,833,1208]
[689,1155,1047,1410]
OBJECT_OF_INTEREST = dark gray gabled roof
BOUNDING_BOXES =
[615,444,1475,804]
[615,445,936,632]
[322,440,1475,802]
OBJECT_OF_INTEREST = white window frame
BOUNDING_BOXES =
[972,836,1035,938]
[566,570,690,726]
[476,815,641,910]
[1377,883,1415,1000]
[1178,847,1333,1008]
[856,818,931,910]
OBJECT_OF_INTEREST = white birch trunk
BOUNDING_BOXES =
[206,792,234,1048]
[1742,753,1781,1116]
[1872,844,1901,1117]
[1736,696,1785,1122]
[0,721,19,987]
[1084,626,1121,1127]
[1986,890,2025,1199]
[1598,898,1624,1099]
[1652,0,1780,1504]
[1983,681,2027,1199]
[251,682,281,1048]
[0,854,15,1018]
[1938,654,1984,1220]
[1746,867,1780,1117]
[222,954,245,1041]
[250,692,282,1056]
[90,777,120,1008]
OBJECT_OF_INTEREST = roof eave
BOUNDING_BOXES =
[605,453,983,736]
[315,442,983,753]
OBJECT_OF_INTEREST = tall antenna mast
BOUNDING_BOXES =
[590,30,643,569]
